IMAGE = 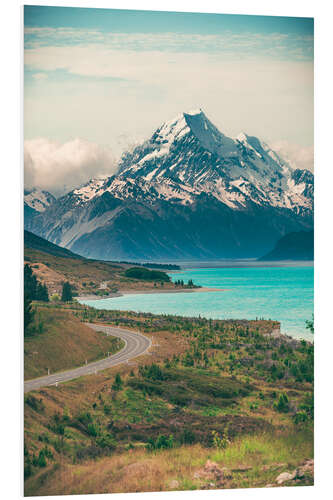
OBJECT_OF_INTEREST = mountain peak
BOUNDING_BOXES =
[156,108,206,143]
[184,108,204,117]
[24,187,56,212]
[237,132,249,142]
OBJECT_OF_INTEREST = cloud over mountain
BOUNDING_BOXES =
[24,137,117,196]
[270,141,314,173]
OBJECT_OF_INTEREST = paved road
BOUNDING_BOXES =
[24,323,152,393]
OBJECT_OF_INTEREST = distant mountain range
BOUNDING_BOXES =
[24,188,56,226]
[259,230,314,261]
[24,109,313,260]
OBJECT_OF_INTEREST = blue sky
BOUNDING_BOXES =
[24,5,314,194]
[24,5,313,36]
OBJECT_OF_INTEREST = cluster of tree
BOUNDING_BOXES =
[24,264,49,336]
[124,267,170,282]
[120,261,180,270]
[139,363,166,381]
[174,279,195,287]
[24,264,49,302]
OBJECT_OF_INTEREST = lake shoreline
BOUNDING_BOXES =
[77,286,227,302]
[76,265,313,341]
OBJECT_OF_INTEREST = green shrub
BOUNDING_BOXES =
[146,434,174,451]
[139,363,165,381]
[274,392,289,413]
[293,410,309,425]
[24,462,32,480]
[212,427,230,449]
[103,404,111,415]
[25,395,45,413]
[181,428,196,445]
[112,373,123,391]
[87,422,99,437]
[37,450,47,468]
[95,434,116,450]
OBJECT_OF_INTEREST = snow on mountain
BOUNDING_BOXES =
[110,109,313,213]
[72,176,109,204]
[26,109,313,260]
[47,109,313,214]
[24,188,56,212]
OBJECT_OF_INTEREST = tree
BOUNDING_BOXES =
[306,314,314,334]
[24,264,36,337]
[112,373,123,391]
[24,294,34,337]
[36,282,49,302]
[24,264,37,300]
[61,282,73,302]
[24,264,49,302]
[274,392,289,413]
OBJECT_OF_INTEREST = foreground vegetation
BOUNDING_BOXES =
[24,430,313,495]
[24,303,313,495]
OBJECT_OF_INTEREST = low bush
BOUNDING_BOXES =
[25,395,45,413]
[274,392,289,413]
[146,434,174,451]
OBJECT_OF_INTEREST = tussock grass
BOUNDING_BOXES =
[211,429,313,466]
[25,429,313,496]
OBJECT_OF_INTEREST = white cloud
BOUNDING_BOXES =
[24,28,313,159]
[24,46,313,152]
[24,29,313,60]
[24,138,117,196]
[270,140,314,172]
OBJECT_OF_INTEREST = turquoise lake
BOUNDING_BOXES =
[80,265,314,340]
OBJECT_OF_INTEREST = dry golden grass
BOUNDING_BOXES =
[25,247,123,294]
[25,430,313,496]
[25,246,190,295]
[24,307,124,379]
[25,262,66,296]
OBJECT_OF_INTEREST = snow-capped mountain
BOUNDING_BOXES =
[24,188,56,212]
[26,110,313,260]
[110,109,312,213]
[24,188,56,229]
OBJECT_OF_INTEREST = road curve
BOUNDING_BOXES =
[24,323,152,393]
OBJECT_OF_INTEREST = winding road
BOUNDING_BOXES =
[24,323,152,393]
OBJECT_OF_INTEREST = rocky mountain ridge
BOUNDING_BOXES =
[25,109,314,260]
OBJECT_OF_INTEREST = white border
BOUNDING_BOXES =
[1,1,332,499]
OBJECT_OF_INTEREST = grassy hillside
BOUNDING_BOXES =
[25,248,124,296]
[24,230,83,260]
[24,305,313,495]
[24,244,188,296]
[24,306,124,379]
